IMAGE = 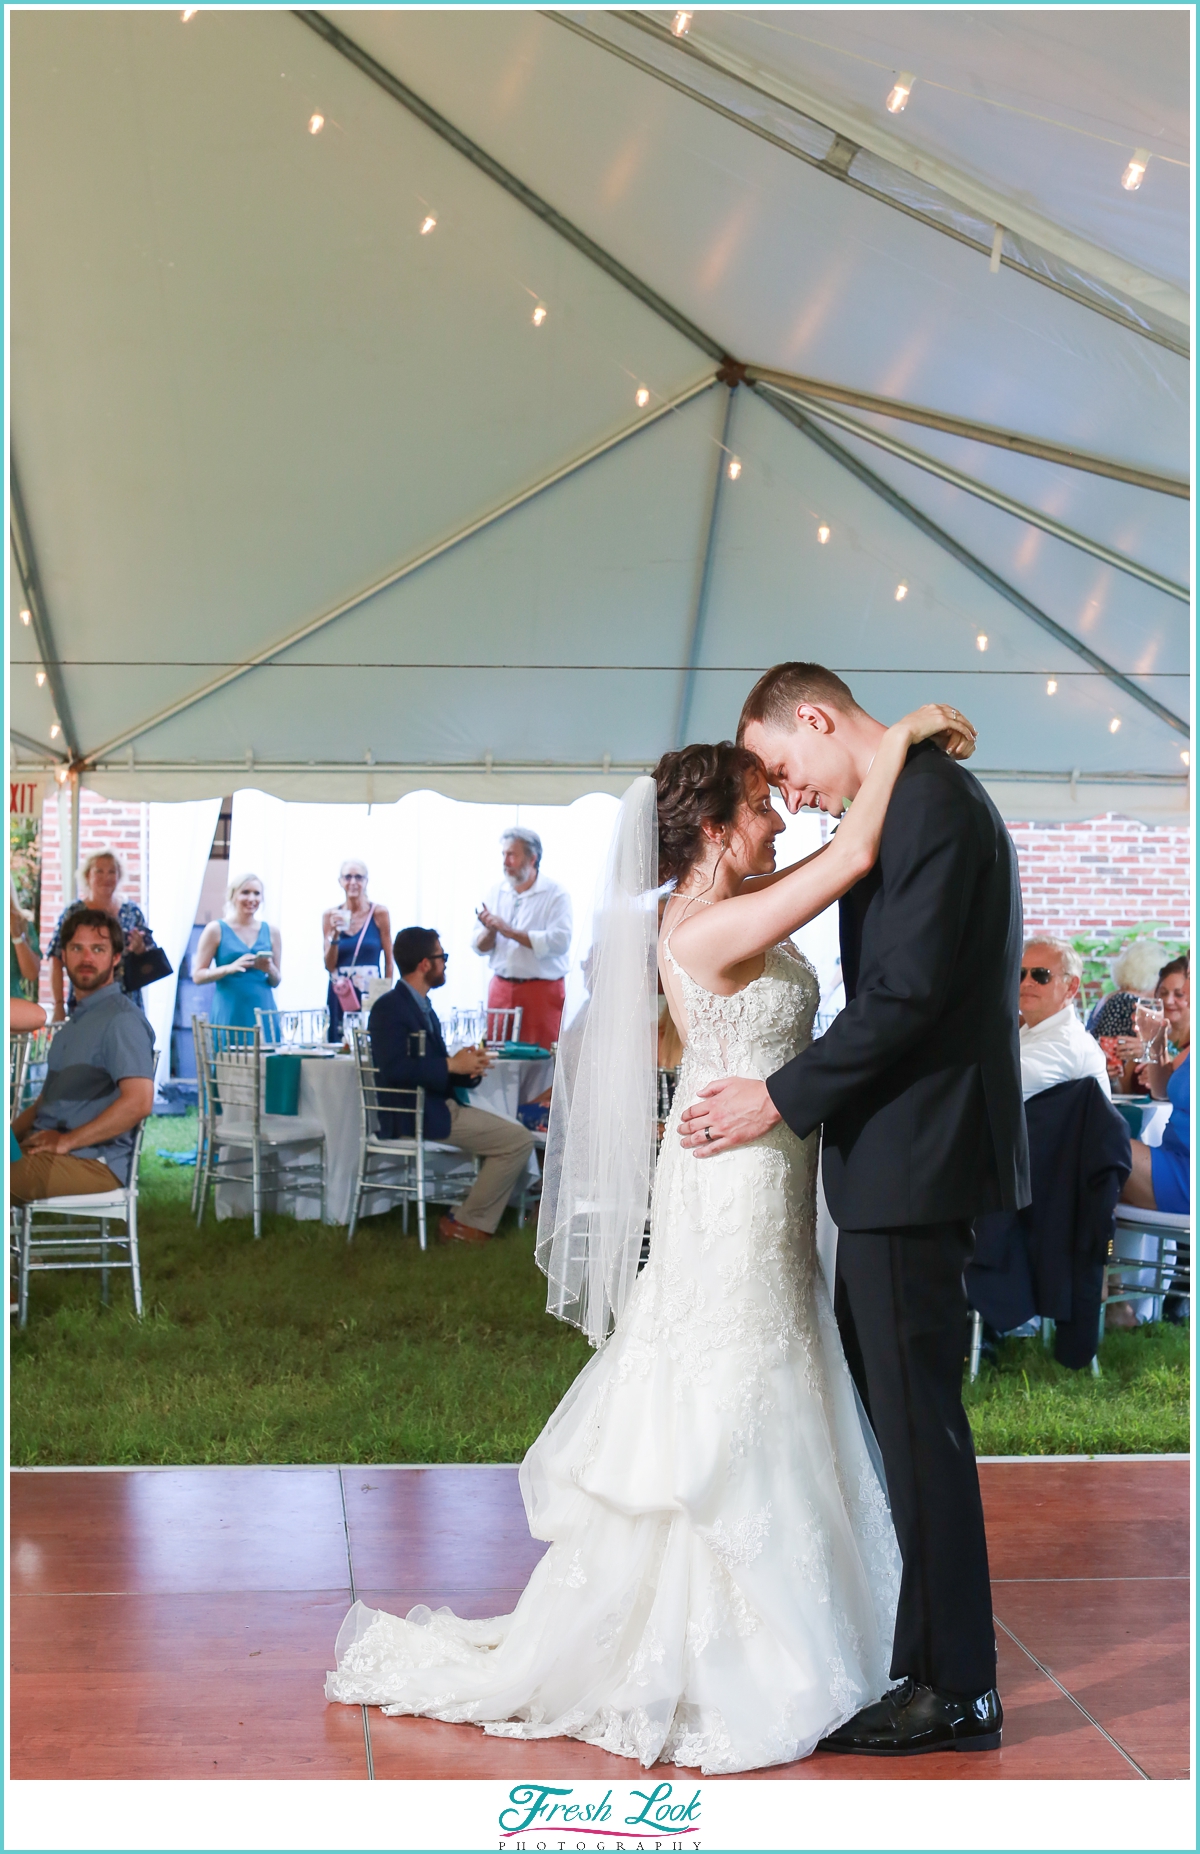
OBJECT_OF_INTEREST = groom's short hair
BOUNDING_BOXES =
[737,662,860,741]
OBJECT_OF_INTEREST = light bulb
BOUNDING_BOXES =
[886,72,914,114]
[976,633,988,651]
[35,670,46,687]
[1182,750,1191,767]
[1046,678,1057,695]
[420,214,437,235]
[49,722,61,739]
[727,457,742,480]
[1109,717,1121,733]
[1121,148,1149,192]
[532,303,547,326]
[671,11,693,36]
[309,113,325,135]
[894,583,908,602]
[20,610,30,626]
[817,524,830,544]
[181,7,198,18]
[635,386,650,408]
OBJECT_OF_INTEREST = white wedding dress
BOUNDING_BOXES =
[326,939,900,1774]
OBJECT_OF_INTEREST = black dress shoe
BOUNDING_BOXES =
[819,1678,1003,1755]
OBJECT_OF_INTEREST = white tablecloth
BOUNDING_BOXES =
[214,1052,546,1227]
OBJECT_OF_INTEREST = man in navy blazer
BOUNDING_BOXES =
[368,926,534,1246]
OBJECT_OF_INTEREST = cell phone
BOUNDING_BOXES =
[252,952,270,969]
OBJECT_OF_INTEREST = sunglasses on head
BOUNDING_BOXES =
[1020,966,1054,985]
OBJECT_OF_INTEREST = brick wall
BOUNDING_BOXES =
[1009,813,1191,941]
[36,787,146,1006]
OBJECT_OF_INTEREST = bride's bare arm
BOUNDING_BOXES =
[671,704,972,982]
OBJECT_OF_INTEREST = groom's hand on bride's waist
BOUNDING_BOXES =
[679,1078,781,1155]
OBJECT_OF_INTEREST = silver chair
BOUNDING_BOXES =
[16,1119,148,1327]
[346,1027,478,1248]
[485,1006,523,1047]
[193,1020,326,1239]
[9,1022,63,1118]
[1105,1204,1190,1331]
[190,1012,212,1218]
[255,1007,330,1047]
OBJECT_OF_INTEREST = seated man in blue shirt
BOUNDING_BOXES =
[369,926,535,1246]
[12,909,155,1201]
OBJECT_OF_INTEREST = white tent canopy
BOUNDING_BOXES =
[9,7,1191,823]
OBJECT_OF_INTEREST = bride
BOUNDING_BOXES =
[326,702,976,1774]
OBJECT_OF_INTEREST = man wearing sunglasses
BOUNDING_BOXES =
[1019,937,1112,1101]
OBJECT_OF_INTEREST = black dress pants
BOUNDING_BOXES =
[836,1221,996,1698]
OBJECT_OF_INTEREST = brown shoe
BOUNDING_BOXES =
[438,1215,491,1247]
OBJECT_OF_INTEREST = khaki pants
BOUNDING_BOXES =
[11,1152,122,1204]
[443,1103,535,1234]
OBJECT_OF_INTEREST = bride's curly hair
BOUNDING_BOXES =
[653,742,764,886]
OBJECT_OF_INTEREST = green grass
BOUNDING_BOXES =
[10,1112,1190,1465]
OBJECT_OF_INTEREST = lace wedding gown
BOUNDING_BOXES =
[326,940,900,1774]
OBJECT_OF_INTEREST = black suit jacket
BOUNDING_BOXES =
[767,741,1030,1230]
[368,984,477,1141]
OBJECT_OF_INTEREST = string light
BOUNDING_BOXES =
[35,670,46,687]
[894,583,908,601]
[420,214,437,235]
[1109,717,1122,733]
[671,11,693,36]
[976,633,988,651]
[20,609,31,626]
[1183,750,1191,767]
[886,72,915,114]
[635,386,650,408]
[727,457,742,480]
[1121,148,1149,192]
[817,524,830,544]
[308,113,325,135]
[181,7,198,17]
[532,303,547,326]
[49,722,61,739]
[1046,678,1057,695]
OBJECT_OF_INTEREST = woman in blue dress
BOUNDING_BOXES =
[320,859,392,1041]
[193,872,281,1031]
[1120,955,1190,1215]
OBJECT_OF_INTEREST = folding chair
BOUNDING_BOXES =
[346,1027,477,1247]
[193,1020,326,1239]
[16,1120,149,1327]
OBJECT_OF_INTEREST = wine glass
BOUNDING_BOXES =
[1134,995,1165,1063]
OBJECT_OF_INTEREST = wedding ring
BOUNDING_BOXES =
[704,1127,713,1141]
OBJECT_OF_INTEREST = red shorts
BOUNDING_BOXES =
[486,976,566,1050]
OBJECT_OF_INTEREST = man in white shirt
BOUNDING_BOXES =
[1019,936,1111,1102]
[473,827,573,1049]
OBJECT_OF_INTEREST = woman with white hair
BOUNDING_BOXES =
[473,823,573,1049]
[321,859,393,1042]
[47,850,151,1022]
[1087,936,1171,1090]
[192,872,281,1029]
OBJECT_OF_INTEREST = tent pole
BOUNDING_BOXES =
[80,374,719,770]
[769,390,1189,602]
[754,385,1189,740]
[746,370,1188,499]
[675,385,736,749]
[10,454,81,761]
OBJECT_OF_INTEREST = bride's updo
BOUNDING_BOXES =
[653,742,763,885]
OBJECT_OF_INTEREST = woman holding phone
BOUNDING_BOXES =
[193,872,281,1029]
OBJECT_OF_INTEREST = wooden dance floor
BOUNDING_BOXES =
[10,1458,1189,1782]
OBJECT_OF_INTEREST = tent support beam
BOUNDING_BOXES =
[294,9,729,364]
[746,370,1188,499]
[9,455,81,761]
[10,727,67,764]
[676,384,736,747]
[754,385,1189,740]
[80,374,719,770]
[769,389,1189,602]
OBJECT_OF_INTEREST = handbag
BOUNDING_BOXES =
[121,937,174,991]
[331,906,376,1012]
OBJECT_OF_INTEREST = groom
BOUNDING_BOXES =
[680,662,1029,1756]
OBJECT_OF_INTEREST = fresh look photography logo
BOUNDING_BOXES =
[498,1780,703,1849]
